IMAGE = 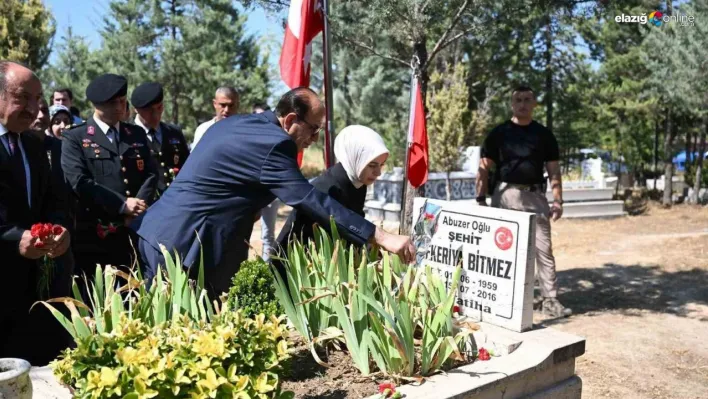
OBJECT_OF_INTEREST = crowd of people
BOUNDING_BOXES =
[0,60,415,365]
[1,57,571,367]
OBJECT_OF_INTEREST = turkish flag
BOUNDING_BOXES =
[407,76,429,188]
[280,0,323,166]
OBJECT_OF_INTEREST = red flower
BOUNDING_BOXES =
[96,224,106,239]
[172,167,180,174]
[31,224,43,238]
[453,305,461,313]
[34,240,45,249]
[108,224,117,233]
[52,225,64,236]
[478,348,491,361]
[41,223,53,238]
[378,383,396,397]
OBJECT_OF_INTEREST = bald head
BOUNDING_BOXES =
[275,87,324,151]
[0,61,42,132]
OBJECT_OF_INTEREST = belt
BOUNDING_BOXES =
[502,182,546,192]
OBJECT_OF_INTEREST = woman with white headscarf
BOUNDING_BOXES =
[276,125,389,252]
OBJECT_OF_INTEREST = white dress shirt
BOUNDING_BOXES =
[93,115,120,143]
[134,116,162,144]
[191,117,217,150]
[0,123,32,207]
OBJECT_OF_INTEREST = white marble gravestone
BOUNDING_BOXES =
[411,197,535,332]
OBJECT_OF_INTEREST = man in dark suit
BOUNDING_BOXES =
[61,74,157,280]
[0,61,72,364]
[131,82,190,197]
[133,87,415,298]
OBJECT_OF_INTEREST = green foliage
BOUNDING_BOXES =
[37,245,215,342]
[51,312,293,398]
[227,259,284,320]
[428,63,472,175]
[0,0,56,69]
[273,219,474,378]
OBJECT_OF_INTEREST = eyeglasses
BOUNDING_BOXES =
[297,114,322,137]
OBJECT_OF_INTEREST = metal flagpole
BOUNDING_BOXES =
[322,0,335,168]
[399,58,419,233]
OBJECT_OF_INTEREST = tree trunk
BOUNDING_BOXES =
[685,129,692,172]
[170,0,179,124]
[666,0,673,15]
[544,14,553,132]
[692,119,707,203]
[445,172,452,201]
[653,118,660,190]
[662,110,675,206]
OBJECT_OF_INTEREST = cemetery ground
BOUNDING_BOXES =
[249,200,708,399]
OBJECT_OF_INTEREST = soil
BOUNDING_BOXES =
[251,200,708,399]
[281,346,381,399]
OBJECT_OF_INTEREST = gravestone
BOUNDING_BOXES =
[411,197,535,332]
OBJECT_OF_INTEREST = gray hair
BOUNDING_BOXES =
[215,86,239,99]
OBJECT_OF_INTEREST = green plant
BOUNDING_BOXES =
[227,259,284,319]
[51,312,293,398]
[273,221,476,379]
[37,245,215,341]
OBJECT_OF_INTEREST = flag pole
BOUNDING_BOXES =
[322,0,335,168]
[399,61,417,233]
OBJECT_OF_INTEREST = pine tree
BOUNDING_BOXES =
[0,0,56,70]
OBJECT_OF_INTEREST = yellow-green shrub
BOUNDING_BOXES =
[51,311,294,398]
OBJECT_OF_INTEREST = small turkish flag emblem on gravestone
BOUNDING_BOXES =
[494,227,514,251]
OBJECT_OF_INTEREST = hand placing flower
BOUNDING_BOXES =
[30,222,67,298]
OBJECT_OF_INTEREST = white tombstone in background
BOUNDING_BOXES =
[581,157,605,188]
[411,197,535,332]
[461,146,481,174]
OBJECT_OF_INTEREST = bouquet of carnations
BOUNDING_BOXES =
[31,223,64,298]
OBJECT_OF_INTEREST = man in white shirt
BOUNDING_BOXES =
[191,86,240,149]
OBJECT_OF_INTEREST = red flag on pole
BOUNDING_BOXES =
[280,0,324,166]
[407,76,429,188]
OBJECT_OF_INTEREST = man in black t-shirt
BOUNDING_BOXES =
[476,86,571,318]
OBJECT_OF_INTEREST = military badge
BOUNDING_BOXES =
[88,126,95,135]
[83,143,89,148]
[82,139,91,143]
[137,159,145,171]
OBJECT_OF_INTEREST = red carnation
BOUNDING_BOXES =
[172,167,180,174]
[34,240,45,249]
[31,224,43,238]
[41,223,53,239]
[378,383,396,397]
[453,305,461,313]
[108,224,117,233]
[478,348,491,361]
[96,224,106,239]
[52,225,64,236]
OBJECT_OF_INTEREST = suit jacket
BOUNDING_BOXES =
[133,111,375,271]
[61,117,157,250]
[148,122,190,196]
[43,135,74,229]
[277,162,367,249]
[0,132,64,310]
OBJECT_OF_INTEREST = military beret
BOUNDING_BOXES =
[131,82,164,109]
[85,73,127,104]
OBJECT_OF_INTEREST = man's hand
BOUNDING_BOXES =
[373,227,416,264]
[48,227,71,258]
[550,201,563,221]
[123,198,147,217]
[18,230,52,259]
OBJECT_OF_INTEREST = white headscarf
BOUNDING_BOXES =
[334,125,389,188]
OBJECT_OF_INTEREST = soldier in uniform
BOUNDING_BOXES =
[130,82,190,196]
[61,74,157,280]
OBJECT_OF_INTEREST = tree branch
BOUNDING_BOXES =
[430,24,482,63]
[333,32,410,67]
[428,0,470,63]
